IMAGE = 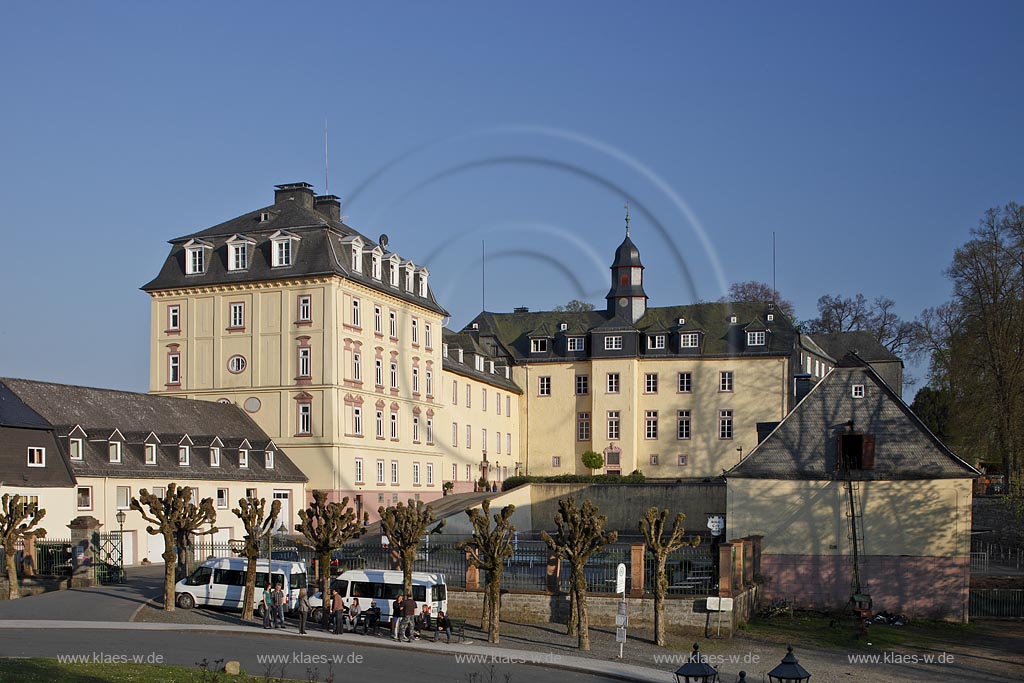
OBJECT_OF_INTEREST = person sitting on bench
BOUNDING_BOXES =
[414,604,432,639]
[434,610,453,643]
[358,600,381,634]
[342,598,360,632]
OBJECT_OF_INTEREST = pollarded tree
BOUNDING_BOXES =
[460,500,516,643]
[295,491,368,628]
[131,483,217,611]
[1,493,47,600]
[232,496,281,621]
[379,499,445,599]
[639,507,700,646]
[541,497,618,651]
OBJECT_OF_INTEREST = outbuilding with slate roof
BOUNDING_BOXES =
[724,355,978,620]
[0,378,307,566]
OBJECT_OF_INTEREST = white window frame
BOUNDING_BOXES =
[648,334,666,350]
[645,410,659,440]
[539,376,551,396]
[216,487,229,509]
[412,367,420,394]
[577,412,591,441]
[678,372,692,393]
[298,295,312,322]
[352,352,362,382]
[677,410,691,440]
[466,424,472,449]
[239,449,249,468]
[265,450,275,469]
[607,372,620,394]
[374,305,383,334]
[375,359,384,387]
[178,445,190,466]
[604,335,623,350]
[390,411,399,439]
[720,371,734,392]
[424,323,432,349]
[506,432,511,454]
[411,319,418,344]
[391,460,399,485]
[372,254,382,279]
[353,406,363,435]
[298,403,312,435]
[376,410,385,438]
[108,441,122,463]
[273,238,293,267]
[552,456,561,468]
[413,463,421,485]
[210,447,221,467]
[77,486,93,511]
[229,243,248,271]
[425,370,433,397]
[852,384,866,399]
[69,438,83,461]
[168,305,181,331]
[607,410,620,440]
[389,311,397,338]
[719,409,734,440]
[185,246,205,275]
[645,373,658,393]
[530,338,548,353]
[168,353,181,384]
[747,330,766,346]
[390,361,399,389]
[27,446,45,467]
[355,458,364,484]
[377,460,386,485]
[567,336,585,352]
[230,302,245,328]
[412,415,420,442]
[298,347,311,378]
[426,418,433,445]
[426,463,434,486]
[351,299,361,327]
[681,332,700,348]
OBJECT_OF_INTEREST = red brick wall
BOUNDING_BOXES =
[760,554,970,621]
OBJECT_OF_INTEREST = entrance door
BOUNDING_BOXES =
[147,533,165,564]
[273,491,291,534]
[121,530,135,566]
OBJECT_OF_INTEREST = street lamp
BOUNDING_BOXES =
[767,645,811,683]
[674,642,719,683]
[115,510,127,581]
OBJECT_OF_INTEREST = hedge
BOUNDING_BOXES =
[501,470,646,491]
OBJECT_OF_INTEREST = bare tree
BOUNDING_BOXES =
[131,483,217,611]
[553,299,595,312]
[295,491,368,628]
[805,293,917,356]
[460,500,516,643]
[1,494,46,600]
[378,499,445,599]
[639,507,699,646]
[541,497,618,651]
[721,281,796,320]
[232,496,281,621]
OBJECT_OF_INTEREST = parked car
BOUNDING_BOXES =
[174,557,308,614]
[307,569,447,624]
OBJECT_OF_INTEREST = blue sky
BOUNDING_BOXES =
[1,1,1022,395]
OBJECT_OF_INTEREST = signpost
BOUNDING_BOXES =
[615,563,627,658]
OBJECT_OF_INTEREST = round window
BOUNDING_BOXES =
[228,355,247,373]
[243,397,261,413]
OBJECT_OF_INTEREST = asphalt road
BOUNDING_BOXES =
[0,628,626,683]
[0,566,164,622]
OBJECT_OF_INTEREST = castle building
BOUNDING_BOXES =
[143,182,519,521]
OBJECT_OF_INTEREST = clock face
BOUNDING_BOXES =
[618,297,629,307]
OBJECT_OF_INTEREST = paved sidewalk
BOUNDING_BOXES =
[0,565,164,622]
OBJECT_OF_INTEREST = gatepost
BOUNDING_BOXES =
[67,516,101,588]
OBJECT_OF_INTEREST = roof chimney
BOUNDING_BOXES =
[513,307,529,314]
[274,182,315,210]
[314,194,341,222]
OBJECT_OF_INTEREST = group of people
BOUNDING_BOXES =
[260,584,453,642]
[390,593,454,643]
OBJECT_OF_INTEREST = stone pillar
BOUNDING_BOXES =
[67,516,101,588]
[742,537,754,588]
[732,539,746,590]
[465,550,480,590]
[546,549,561,594]
[22,534,36,577]
[749,535,763,581]
[629,543,645,598]
[718,542,734,598]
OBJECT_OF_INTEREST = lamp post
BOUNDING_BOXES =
[674,642,719,683]
[767,645,811,683]
[115,510,127,582]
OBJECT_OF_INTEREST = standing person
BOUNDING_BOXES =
[329,587,343,633]
[272,583,286,629]
[401,592,417,643]
[261,584,274,629]
[296,587,310,635]
[391,594,404,641]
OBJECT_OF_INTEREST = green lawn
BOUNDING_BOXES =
[0,658,305,683]
[739,612,978,651]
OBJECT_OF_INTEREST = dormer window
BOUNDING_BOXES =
[404,263,415,292]
[183,239,212,275]
[239,448,249,468]
[530,339,548,353]
[351,245,362,272]
[210,447,221,467]
[389,257,401,287]
[259,211,271,222]
[145,443,157,465]
[559,322,568,331]
[226,235,254,271]
[178,445,190,466]
[418,269,429,297]
[567,336,585,351]
[108,441,122,463]
[69,438,83,461]
[766,314,775,322]
[604,335,623,351]
[265,450,275,469]
[680,332,700,348]
[27,447,45,467]
[372,253,382,279]
[852,384,865,399]
[270,230,299,267]
[747,331,766,346]
[648,334,666,350]
[729,315,738,324]
[475,356,484,372]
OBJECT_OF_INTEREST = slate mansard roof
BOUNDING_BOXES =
[726,356,979,481]
[142,182,448,317]
[808,331,902,365]
[466,301,797,362]
[0,383,77,488]
[0,378,307,483]
[441,330,523,393]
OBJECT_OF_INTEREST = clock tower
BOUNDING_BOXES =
[605,205,648,324]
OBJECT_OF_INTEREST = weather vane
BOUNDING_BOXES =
[624,202,631,237]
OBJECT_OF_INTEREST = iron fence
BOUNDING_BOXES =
[971,541,1024,570]
[970,552,990,573]
[34,538,75,576]
[970,589,1024,618]
[501,540,550,591]
[559,543,633,595]
[643,543,718,596]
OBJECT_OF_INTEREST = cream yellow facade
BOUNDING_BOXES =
[727,478,973,557]
[517,356,790,478]
[441,364,521,493]
[149,275,447,519]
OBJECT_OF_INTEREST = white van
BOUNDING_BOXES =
[308,569,447,624]
[175,557,309,613]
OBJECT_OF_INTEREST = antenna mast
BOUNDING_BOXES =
[324,117,329,194]
[482,240,486,312]
[772,231,777,300]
